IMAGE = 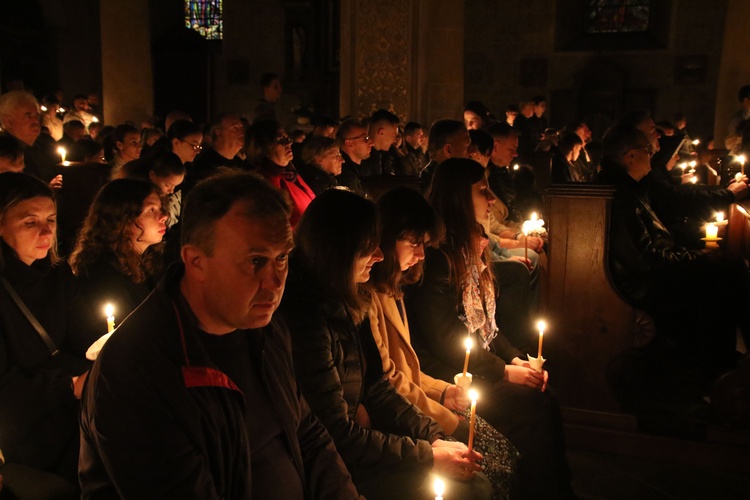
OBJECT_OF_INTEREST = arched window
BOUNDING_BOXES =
[185,0,223,40]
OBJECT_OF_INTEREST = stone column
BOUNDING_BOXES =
[714,0,750,148]
[100,0,153,125]
[340,0,463,125]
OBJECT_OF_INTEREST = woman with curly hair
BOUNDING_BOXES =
[69,178,166,340]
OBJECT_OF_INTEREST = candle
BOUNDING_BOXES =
[692,139,700,146]
[467,390,478,452]
[91,116,99,123]
[433,477,445,500]
[462,336,473,376]
[739,154,747,176]
[705,223,718,240]
[523,224,529,262]
[536,320,546,359]
[531,212,538,222]
[678,162,688,171]
[513,164,519,171]
[40,105,48,112]
[690,176,697,184]
[716,212,725,223]
[57,146,66,163]
[104,303,115,333]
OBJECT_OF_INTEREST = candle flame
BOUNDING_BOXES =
[433,478,445,497]
[531,212,538,221]
[690,176,697,184]
[738,154,747,165]
[689,161,696,168]
[464,336,473,350]
[104,303,114,317]
[678,162,687,170]
[91,116,99,123]
[513,164,519,170]
[692,139,700,146]
[56,146,66,156]
[40,105,47,112]
[468,389,479,402]
[536,320,546,333]
[59,107,66,113]
[716,212,725,223]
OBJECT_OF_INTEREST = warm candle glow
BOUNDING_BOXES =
[739,154,747,165]
[513,164,519,170]
[536,320,546,333]
[692,139,700,146]
[462,336,473,376]
[469,389,478,401]
[56,146,66,163]
[689,160,697,168]
[705,223,718,240]
[690,176,697,184]
[104,303,115,333]
[536,320,546,359]
[91,116,99,123]
[40,105,48,112]
[467,390,479,451]
[531,212,538,221]
[678,162,688,170]
[433,478,445,499]
[104,304,114,317]
[58,107,66,113]
[735,172,744,183]
[716,212,725,223]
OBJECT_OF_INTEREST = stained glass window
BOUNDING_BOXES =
[185,0,223,40]
[586,0,650,34]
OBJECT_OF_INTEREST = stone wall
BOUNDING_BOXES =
[464,0,728,140]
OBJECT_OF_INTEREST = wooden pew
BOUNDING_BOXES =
[361,175,421,200]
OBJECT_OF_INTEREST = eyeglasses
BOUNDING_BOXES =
[345,134,370,142]
[276,136,293,146]
[181,139,202,152]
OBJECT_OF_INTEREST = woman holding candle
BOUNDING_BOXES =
[368,187,518,498]
[0,172,90,498]
[69,178,167,341]
[278,189,492,500]
[405,158,575,499]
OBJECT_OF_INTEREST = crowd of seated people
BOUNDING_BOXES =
[0,83,749,500]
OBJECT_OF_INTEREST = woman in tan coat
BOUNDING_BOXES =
[368,187,517,499]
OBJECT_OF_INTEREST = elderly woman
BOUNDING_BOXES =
[297,136,343,194]
[0,172,90,499]
[278,189,492,500]
[245,119,315,226]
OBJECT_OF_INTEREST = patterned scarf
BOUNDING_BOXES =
[459,234,498,350]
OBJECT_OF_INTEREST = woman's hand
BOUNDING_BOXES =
[504,364,547,391]
[443,384,470,411]
[431,439,483,481]
[48,175,63,190]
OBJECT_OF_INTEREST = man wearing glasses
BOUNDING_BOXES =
[335,119,373,197]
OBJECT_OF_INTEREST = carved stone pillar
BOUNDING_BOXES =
[100,0,153,125]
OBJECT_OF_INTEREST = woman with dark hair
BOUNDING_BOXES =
[125,152,186,228]
[167,119,204,165]
[245,119,315,226]
[297,136,343,194]
[0,172,89,499]
[106,124,142,179]
[278,189,492,500]
[405,158,574,499]
[68,138,105,163]
[550,132,585,183]
[69,178,167,343]
[464,101,492,131]
[369,187,518,499]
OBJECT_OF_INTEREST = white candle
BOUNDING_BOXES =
[467,390,478,452]
[705,223,718,240]
[433,478,445,500]
[462,336,473,377]
[536,320,546,359]
[739,155,747,176]
[57,146,66,164]
[104,303,115,333]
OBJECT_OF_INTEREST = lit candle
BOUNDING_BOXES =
[57,146,66,164]
[513,164,519,171]
[104,303,115,333]
[91,116,99,123]
[678,162,688,171]
[739,154,747,176]
[531,212,538,222]
[433,477,445,500]
[58,107,66,113]
[692,139,700,146]
[467,390,478,452]
[536,320,546,359]
[690,176,697,184]
[40,105,48,112]
[705,223,718,240]
[462,336,473,376]
[716,212,725,223]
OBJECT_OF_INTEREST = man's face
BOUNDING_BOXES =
[445,129,471,159]
[195,202,293,332]
[343,126,373,162]
[265,79,283,103]
[637,118,661,153]
[371,122,398,151]
[534,101,546,116]
[491,134,518,166]
[405,129,425,149]
[74,98,90,112]
[576,124,592,144]
[3,102,41,146]
[218,116,244,151]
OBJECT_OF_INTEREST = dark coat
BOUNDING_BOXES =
[404,247,523,385]
[296,162,338,195]
[79,264,359,499]
[0,242,90,482]
[277,258,443,473]
[487,162,520,222]
[336,153,366,197]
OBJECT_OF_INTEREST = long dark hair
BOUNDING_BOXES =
[370,187,443,298]
[0,172,59,269]
[69,178,162,283]
[294,189,379,324]
[427,158,493,296]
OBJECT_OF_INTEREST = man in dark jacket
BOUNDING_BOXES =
[79,171,360,499]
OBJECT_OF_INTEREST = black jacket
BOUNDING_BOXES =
[336,153,366,197]
[599,165,708,306]
[79,264,359,499]
[487,162,520,222]
[404,248,523,385]
[278,258,443,472]
[296,162,338,195]
[0,242,90,482]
